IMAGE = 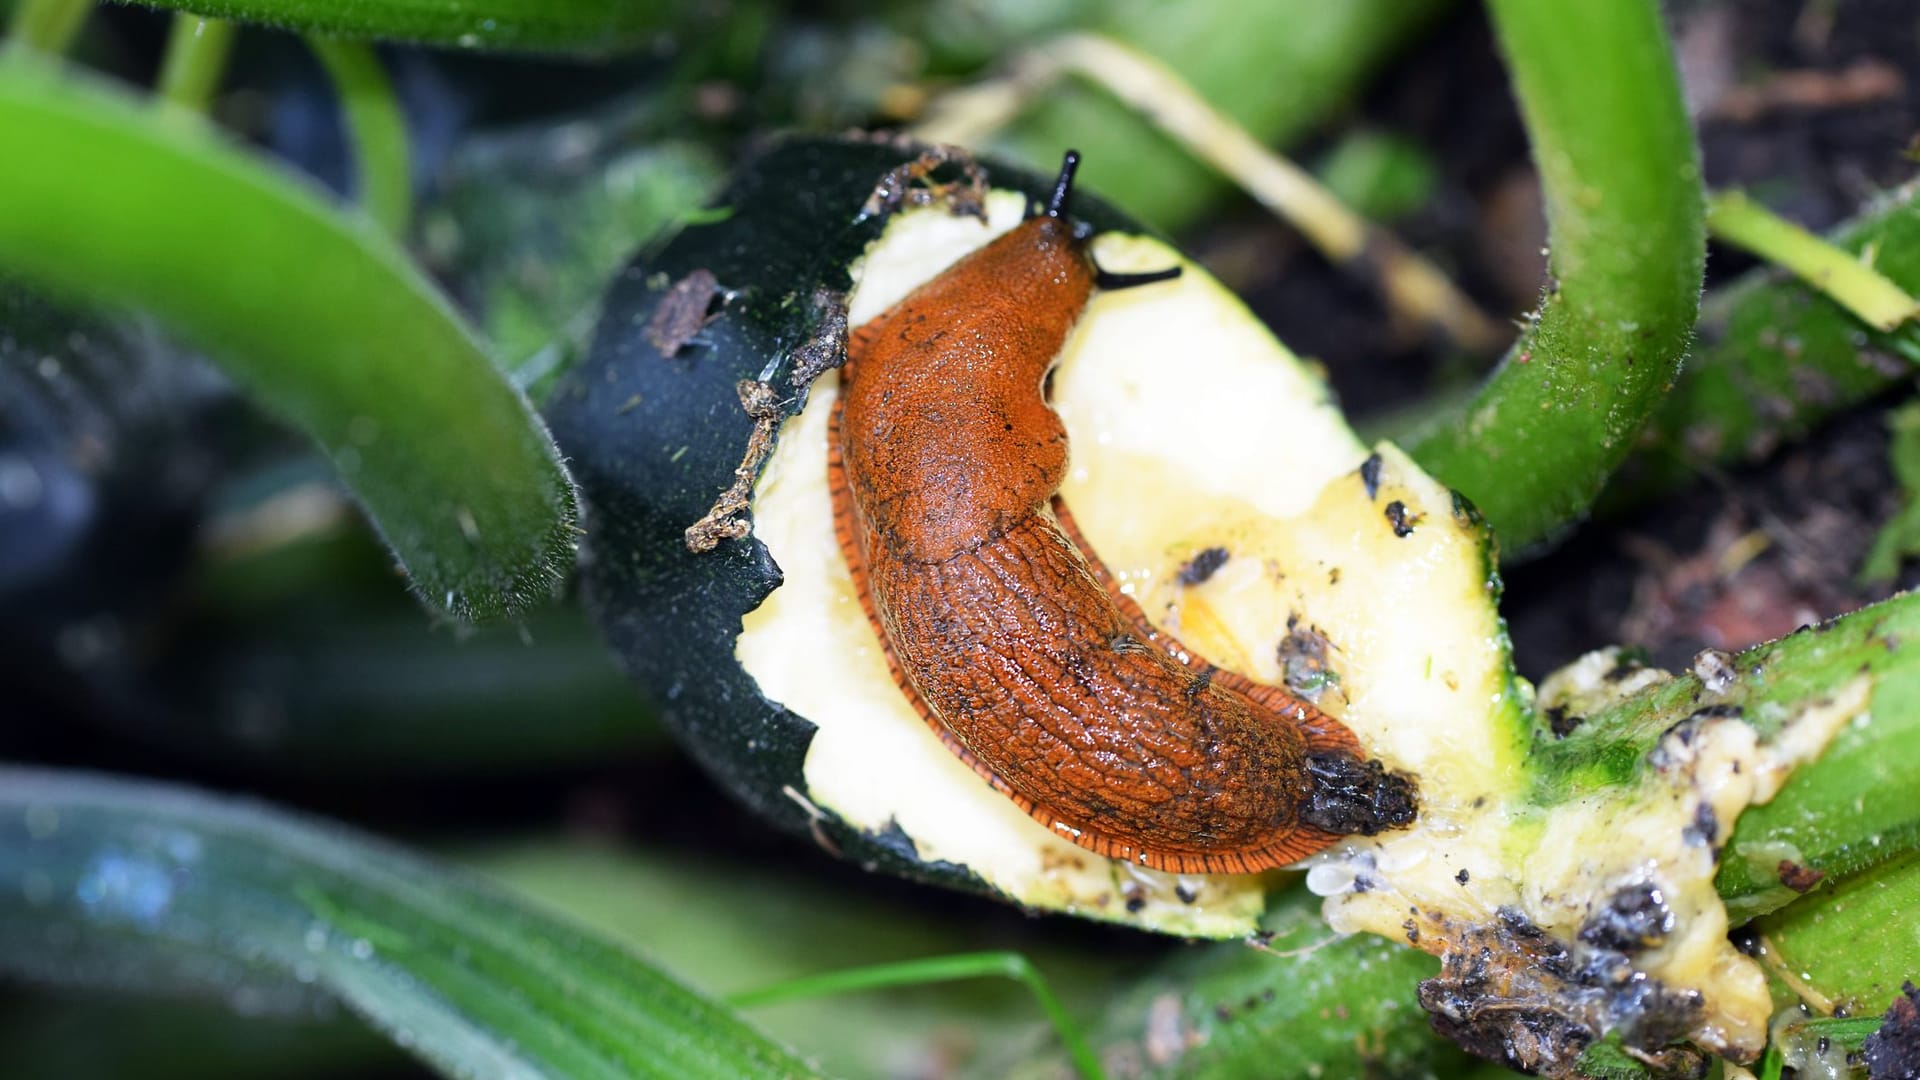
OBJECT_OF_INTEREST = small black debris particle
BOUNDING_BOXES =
[1578,881,1674,954]
[1865,982,1920,1080]
[1778,860,1827,893]
[1214,1003,1234,1022]
[1178,546,1230,586]
[1359,453,1384,500]
[1686,703,1744,723]
[1546,705,1586,738]
[1456,869,1471,885]
[1125,894,1147,913]
[1175,883,1199,904]
[1384,500,1419,537]
[1682,803,1719,849]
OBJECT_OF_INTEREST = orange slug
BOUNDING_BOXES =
[827,152,1415,874]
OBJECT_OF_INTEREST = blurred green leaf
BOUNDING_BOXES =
[480,844,1135,1080]
[0,767,820,1079]
[1314,130,1438,223]
[0,62,576,622]
[101,0,697,53]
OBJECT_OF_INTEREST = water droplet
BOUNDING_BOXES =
[304,923,329,954]
[350,937,375,960]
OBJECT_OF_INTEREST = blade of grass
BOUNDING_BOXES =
[1708,190,1920,332]
[155,14,234,113]
[0,767,820,1080]
[0,62,576,623]
[307,37,410,237]
[731,952,1105,1080]
[6,0,92,53]
[1404,0,1704,551]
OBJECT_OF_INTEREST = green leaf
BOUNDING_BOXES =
[0,62,576,623]
[1314,129,1438,223]
[1405,0,1705,550]
[1756,850,1920,1011]
[0,767,820,1079]
[100,0,697,54]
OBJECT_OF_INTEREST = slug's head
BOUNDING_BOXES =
[1029,149,1182,292]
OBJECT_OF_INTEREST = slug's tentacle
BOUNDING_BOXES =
[1093,265,1184,291]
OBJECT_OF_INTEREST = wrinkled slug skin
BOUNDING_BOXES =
[829,205,1363,875]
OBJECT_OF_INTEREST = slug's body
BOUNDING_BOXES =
[828,153,1412,874]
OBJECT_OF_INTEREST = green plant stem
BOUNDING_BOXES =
[1603,182,1920,510]
[731,952,1105,1080]
[1708,190,1920,332]
[155,14,234,113]
[1404,0,1704,551]
[0,63,576,622]
[307,37,410,237]
[102,0,702,54]
[1525,589,1920,922]
[6,0,91,53]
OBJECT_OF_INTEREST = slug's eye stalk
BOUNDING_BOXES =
[1046,149,1081,219]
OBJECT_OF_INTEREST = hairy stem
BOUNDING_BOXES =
[1404,0,1704,552]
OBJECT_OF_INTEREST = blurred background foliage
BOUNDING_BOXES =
[3,0,1919,1077]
